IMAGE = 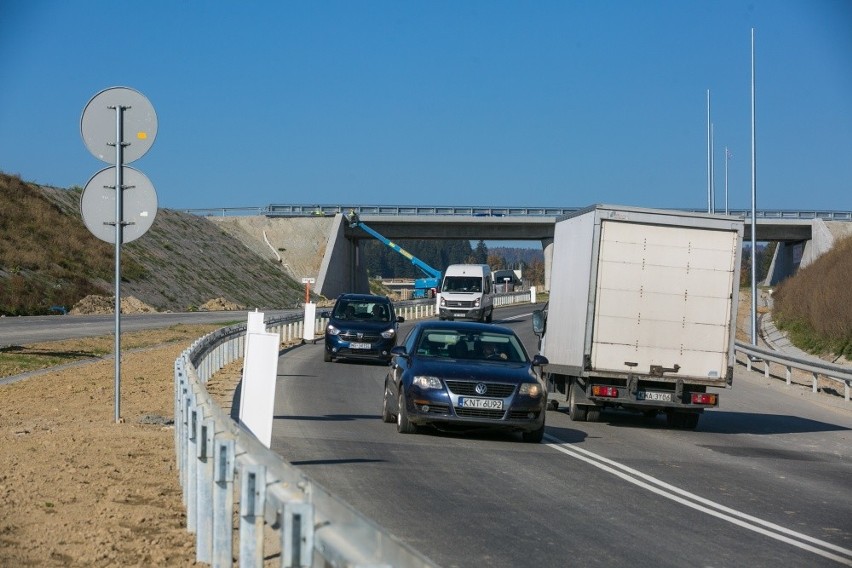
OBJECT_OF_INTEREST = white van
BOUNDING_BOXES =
[438,264,494,322]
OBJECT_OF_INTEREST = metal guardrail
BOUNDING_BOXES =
[174,305,442,567]
[172,294,539,566]
[734,340,852,402]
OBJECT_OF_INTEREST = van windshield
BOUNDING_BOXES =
[442,276,481,293]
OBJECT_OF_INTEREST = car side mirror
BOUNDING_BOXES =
[390,345,408,358]
[320,310,331,318]
[531,354,548,367]
[396,316,405,323]
[531,310,546,335]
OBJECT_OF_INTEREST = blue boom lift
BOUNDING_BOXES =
[347,212,441,298]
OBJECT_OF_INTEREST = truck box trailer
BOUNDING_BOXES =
[532,205,744,428]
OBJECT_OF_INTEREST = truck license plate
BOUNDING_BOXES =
[638,391,672,402]
[350,342,371,349]
[458,397,503,410]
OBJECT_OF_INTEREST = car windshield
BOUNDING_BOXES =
[442,276,482,293]
[333,300,391,322]
[415,329,527,362]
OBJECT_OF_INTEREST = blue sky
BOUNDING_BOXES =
[1,0,850,213]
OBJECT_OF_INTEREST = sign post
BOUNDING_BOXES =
[80,87,158,423]
[301,278,317,342]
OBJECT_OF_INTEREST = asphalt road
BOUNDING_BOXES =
[270,304,852,568]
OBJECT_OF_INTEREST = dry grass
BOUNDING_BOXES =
[0,174,144,315]
[772,235,852,358]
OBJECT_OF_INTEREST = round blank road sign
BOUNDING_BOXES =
[81,87,157,164]
[81,166,158,244]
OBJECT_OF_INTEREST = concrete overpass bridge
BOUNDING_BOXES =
[207,205,852,299]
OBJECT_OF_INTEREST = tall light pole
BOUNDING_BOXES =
[706,90,712,213]
[751,28,758,346]
[725,147,731,215]
[711,123,715,213]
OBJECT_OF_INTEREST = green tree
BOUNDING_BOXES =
[473,240,488,264]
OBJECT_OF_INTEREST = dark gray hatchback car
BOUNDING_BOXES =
[321,294,404,364]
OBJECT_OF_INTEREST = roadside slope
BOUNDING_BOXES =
[1,172,310,314]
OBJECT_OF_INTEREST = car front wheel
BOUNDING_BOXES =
[381,384,395,423]
[397,391,417,434]
[521,422,545,443]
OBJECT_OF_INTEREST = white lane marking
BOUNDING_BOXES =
[499,311,534,321]
[543,434,852,566]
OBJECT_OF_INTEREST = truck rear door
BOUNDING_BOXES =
[591,220,738,380]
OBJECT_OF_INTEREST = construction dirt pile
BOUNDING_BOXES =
[200,297,244,311]
[68,295,158,315]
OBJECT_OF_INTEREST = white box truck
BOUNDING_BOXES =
[438,264,494,322]
[532,205,744,428]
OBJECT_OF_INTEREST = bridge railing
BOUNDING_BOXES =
[181,203,852,221]
[734,341,852,402]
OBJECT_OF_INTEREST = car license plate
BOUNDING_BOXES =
[350,342,371,349]
[638,390,672,402]
[458,397,503,410]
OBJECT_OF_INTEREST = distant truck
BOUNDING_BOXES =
[438,264,494,322]
[492,269,522,292]
[532,205,744,428]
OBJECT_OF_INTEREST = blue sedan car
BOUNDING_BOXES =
[382,321,548,443]
[322,294,404,363]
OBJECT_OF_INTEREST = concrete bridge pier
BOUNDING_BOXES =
[315,214,367,300]
[762,219,852,286]
[763,241,805,286]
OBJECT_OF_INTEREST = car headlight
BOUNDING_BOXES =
[519,383,542,397]
[326,324,340,336]
[381,328,396,339]
[440,297,446,307]
[474,298,481,307]
[413,376,443,389]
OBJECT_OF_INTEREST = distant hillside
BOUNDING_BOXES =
[0,173,306,316]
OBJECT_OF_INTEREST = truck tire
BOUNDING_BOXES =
[586,407,601,422]
[485,309,493,323]
[666,411,699,429]
[568,385,587,422]
[682,412,700,429]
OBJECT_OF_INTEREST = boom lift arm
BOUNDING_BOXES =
[347,212,441,298]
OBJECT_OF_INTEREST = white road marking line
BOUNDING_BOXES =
[544,434,852,566]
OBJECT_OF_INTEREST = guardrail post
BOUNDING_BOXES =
[764,360,770,379]
[812,372,819,393]
[240,463,267,567]
[213,437,235,568]
[196,416,215,563]
[180,385,192,502]
[187,397,198,533]
[845,380,850,402]
[174,356,186,476]
[281,501,314,568]
[786,366,792,385]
